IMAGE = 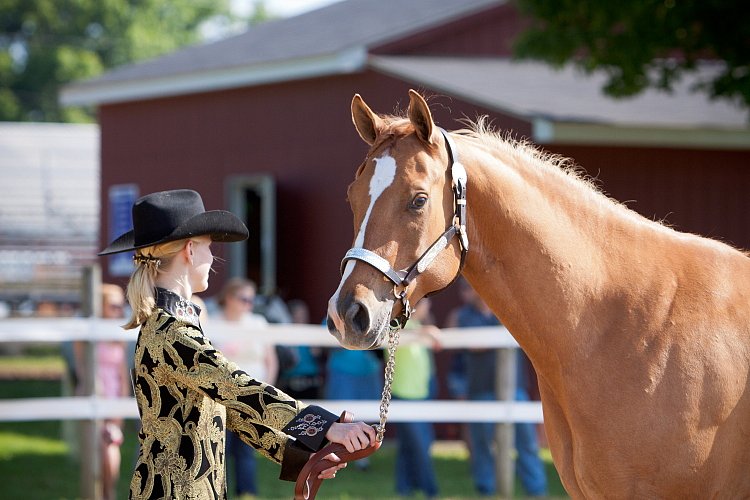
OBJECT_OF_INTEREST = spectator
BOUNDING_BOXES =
[391,297,441,498]
[98,283,130,500]
[216,277,277,499]
[447,279,548,496]
[254,291,293,324]
[276,299,325,400]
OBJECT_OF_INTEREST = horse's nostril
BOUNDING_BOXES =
[326,316,337,334]
[345,301,370,335]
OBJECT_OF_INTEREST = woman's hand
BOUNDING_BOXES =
[325,421,377,453]
[316,420,377,479]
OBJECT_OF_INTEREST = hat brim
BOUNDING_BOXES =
[98,210,249,255]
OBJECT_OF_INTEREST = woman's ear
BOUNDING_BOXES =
[183,240,194,264]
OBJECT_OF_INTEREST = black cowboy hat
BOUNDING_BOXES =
[98,189,249,255]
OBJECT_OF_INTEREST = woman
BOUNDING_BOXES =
[215,277,276,498]
[99,189,375,499]
[97,283,130,500]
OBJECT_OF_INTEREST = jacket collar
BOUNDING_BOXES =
[155,287,202,326]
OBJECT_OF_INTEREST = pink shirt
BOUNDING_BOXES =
[97,341,126,398]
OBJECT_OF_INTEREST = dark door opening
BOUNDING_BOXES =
[243,187,262,286]
[226,176,276,295]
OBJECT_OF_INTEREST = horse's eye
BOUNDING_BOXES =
[410,195,428,209]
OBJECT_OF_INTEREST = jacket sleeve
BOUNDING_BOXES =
[155,315,338,479]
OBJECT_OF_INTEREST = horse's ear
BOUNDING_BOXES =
[408,89,434,145]
[351,94,383,146]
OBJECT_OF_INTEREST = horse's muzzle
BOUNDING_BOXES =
[326,297,390,349]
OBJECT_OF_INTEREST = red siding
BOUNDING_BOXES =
[552,145,750,252]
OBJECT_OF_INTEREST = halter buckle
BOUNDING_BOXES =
[389,292,412,329]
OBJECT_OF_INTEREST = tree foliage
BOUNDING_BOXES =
[513,0,750,110]
[0,0,237,122]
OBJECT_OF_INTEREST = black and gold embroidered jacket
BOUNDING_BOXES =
[130,288,337,499]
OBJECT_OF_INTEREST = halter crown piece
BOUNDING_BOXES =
[340,127,469,329]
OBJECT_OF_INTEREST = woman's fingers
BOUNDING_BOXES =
[344,423,375,452]
[318,455,347,479]
[353,426,372,449]
[325,420,379,452]
[362,422,377,443]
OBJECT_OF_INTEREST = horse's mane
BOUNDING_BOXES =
[454,116,603,197]
[452,117,685,231]
[378,114,609,208]
[451,117,750,255]
[381,114,596,191]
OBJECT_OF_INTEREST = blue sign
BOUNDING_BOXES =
[108,184,139,276]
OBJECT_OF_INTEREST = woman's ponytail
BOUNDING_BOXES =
[123,239,186,329]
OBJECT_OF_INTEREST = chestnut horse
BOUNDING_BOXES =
[327,90,750,498]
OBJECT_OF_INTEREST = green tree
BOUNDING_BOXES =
[0,0,238,122]
[513,0,750,110]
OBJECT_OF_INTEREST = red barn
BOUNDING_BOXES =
[62,0,750,322]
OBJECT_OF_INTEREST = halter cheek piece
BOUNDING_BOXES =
[340,128,469,328]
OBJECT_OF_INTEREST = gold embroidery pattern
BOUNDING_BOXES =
[129,309,306,499]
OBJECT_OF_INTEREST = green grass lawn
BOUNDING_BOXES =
[0,359,568,499]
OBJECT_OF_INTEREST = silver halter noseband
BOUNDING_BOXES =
[339,128,469,328]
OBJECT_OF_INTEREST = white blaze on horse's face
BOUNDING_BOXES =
[327,153,396,347]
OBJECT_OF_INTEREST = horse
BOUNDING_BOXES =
[326,89,750,498]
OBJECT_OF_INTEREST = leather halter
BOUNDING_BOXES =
[339,128,469,328]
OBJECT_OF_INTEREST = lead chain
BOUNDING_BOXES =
[375,326,400,442]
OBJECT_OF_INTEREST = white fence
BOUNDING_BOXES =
[0,319,543,423]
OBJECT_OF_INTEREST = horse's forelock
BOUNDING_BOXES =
[365,118,433,157]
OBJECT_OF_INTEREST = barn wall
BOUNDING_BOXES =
[99,71,529,320]
[553,145,750,252]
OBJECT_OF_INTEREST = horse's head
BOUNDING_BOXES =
[327,90,467,349]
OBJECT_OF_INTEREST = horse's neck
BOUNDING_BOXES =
[458,138,667,364]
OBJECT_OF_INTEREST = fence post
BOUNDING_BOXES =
[495,347,517,498]
[80,265,102,499]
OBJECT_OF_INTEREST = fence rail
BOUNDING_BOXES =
[0,318,542,423]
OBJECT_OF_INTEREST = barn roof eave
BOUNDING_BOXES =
[368,56,750,150]
[533,119,750,151]
[59,46,368,107]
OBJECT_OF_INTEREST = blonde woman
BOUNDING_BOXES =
[99,189,374,499]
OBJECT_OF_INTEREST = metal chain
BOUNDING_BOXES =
[375,325,401,442]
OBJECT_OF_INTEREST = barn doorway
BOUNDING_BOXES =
[226,175,276,295]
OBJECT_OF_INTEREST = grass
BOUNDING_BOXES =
[0,354,66,379]
[0,355,568,499]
